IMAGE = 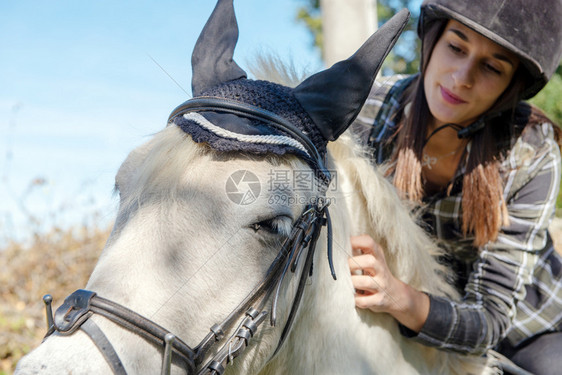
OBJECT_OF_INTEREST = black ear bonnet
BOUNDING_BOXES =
[173,79,325,160]
[169,0,409,180]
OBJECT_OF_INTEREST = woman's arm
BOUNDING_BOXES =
[350,123,562,355]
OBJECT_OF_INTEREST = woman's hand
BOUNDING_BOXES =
[348,234,401,312]
[348,234,430,333]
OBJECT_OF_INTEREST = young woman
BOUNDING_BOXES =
[350,1,562,374]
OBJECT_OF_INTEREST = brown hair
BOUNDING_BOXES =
[388,19,560,247]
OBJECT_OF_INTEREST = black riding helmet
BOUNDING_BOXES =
[419,0,562,100]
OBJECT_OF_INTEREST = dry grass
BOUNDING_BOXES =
[0,225,110,374]
[1,218,561,374]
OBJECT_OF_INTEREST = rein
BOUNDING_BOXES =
[42,97,336,374]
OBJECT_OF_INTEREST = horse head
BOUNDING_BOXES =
[18,1,478,374]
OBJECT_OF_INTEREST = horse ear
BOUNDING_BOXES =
[293,9,410,141]
[191,0,247,96]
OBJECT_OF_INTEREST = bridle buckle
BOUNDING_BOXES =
[53,289,96,334]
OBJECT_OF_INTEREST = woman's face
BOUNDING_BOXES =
[424,20,519,129]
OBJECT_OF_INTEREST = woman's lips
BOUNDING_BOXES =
[440,86,467,105]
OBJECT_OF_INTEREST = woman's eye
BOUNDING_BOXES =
[448,43,463,54]
[484,63,501,75]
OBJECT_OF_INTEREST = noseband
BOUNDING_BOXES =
[43,98,336,375]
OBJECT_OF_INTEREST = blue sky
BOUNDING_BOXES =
[0,1,324,242]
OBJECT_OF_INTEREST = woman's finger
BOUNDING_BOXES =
[350,234,385,261]
[348,254,378,274]
[351,274,383,293]
[350,234,376,254]
[354,292,385,311]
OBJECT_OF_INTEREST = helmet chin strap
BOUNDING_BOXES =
[423,111,503,145]
[457,118,486,139]
[457,111,503,139]
[423,122,463,146]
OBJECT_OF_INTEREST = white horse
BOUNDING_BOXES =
[15,127,495,375]
[16,1,498,374]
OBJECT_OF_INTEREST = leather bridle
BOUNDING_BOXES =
[42,98,336,375]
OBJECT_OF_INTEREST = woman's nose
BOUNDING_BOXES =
[451,61,475,88]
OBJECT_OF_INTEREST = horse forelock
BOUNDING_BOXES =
[116,126,210,214]
[247,53,309,88]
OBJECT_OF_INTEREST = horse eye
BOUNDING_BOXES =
[252,219,276,234]
[251,216,291,235]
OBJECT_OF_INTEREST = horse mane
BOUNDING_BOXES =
[327,134,457,297]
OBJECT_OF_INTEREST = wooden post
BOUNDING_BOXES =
[320,0,378,67]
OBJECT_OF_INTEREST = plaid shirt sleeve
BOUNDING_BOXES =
[351,74,412,148]
[401,122,562,354]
